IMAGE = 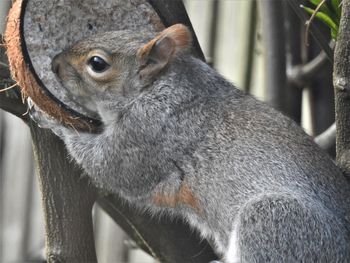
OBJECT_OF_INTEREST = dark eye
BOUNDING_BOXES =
[88,56,110,73]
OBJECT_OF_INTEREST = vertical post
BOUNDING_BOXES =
[243,0,257,93]
[260,0,287,112]
[208,0,219,67]
[284,2,303,124]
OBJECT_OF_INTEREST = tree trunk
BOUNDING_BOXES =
[333,0,350,173]
[30,122,98,263]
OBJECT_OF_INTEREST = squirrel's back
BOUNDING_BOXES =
[151,55,350,255]
[37,24,350,262]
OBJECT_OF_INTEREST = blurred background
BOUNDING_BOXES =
[0,0,335,262]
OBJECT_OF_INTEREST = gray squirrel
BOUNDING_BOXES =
[30,24,350,262]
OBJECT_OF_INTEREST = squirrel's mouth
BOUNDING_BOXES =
[5,0,164,131]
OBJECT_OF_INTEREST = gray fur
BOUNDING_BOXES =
[31,27,350,262]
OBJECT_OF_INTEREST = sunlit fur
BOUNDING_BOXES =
[33,25,350,262]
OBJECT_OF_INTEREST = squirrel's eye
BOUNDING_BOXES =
[88,56,110,73]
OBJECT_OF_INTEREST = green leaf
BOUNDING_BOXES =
[303,6,339,38]
[330,0,342,19]
[310,0,333,15]
[310,0,323,5]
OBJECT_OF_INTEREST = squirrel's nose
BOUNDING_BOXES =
[51,54,62,75]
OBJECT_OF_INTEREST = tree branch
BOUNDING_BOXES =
[148,0,205,61]
[29,122,98,263]
[287,0,334,63]
[314,123,336,150]
[98,196,218,263]
[288,48,330,85]
[0,91,27,119]
[0,47,27,119]
[333,0,350,173]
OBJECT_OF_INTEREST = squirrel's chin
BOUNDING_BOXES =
[57,80,100,119]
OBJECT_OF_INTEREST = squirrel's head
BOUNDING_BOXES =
[51,24,192,113]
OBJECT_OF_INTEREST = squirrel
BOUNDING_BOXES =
[30,24,350,262]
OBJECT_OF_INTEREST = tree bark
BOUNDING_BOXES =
[98,196,218,263]
[333,0,350,173]
[30,123,98,263]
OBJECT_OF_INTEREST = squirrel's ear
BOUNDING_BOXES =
[137,24,192,79]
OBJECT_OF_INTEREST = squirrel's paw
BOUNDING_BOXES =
[28,98,61,129]
[28,98,68,138]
